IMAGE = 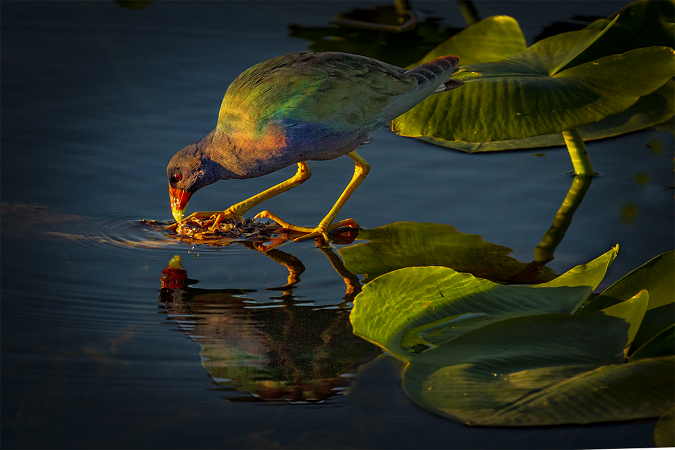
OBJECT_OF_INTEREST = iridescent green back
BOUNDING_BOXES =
[217,52,414,139]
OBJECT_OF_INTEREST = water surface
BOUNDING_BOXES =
[2,1,672,448]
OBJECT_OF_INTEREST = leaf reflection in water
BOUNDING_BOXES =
[340,221,558,284]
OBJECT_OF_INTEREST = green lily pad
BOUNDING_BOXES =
[583,250,674,312]
[403,292,674,426]
[414,1,675,152]
[599,289,649,353]
[581,250,674,353]
[339,221,557,284]
[350,246,618,361]
[393,18,675,142]
[405,267,639,355]
[531,245,617,289]
[419,79,675,152]
[410,15,526,67]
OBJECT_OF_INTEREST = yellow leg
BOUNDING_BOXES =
[179,162,311,230]
[256,151,370,242]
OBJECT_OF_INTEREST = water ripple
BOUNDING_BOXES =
[1,203,187,254]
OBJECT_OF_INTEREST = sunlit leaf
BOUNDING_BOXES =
[339,221,557,284]
[598,290,649,352]
[394,43,674,142]
[418,79,675,152]
[534,245,617,290]
[408,280,644,357]
[581,250,674,353]
[393,8,675,143]
[410,15,526,67]
[350,247,618,361]
[583,250,674,312]
[403,293,674,426]
[412,0,675,152]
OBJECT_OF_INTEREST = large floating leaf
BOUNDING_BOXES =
[598,289,649,353]
[583,250,674,312]
[420,80,675,152]
[533,245,617,290]
[411,15,526,67]
[581,250,674,352]
[393,13,675,143]
[339,221,557,284]
[415,1,675,152]
[403,292,674,426]
[350,247,618,361]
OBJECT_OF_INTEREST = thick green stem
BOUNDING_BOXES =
[533,175,593,265]
[562,129,595,176]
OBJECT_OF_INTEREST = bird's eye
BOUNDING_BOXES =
[171,173,182,183]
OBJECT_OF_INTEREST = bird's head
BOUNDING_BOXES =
[167,143,214,223]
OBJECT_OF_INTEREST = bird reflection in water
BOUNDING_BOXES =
[157,244,378,403]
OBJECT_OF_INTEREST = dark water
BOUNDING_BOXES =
[2,1,672,448]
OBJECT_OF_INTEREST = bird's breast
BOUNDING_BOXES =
[273,119,370,161]
[218,119,370,179]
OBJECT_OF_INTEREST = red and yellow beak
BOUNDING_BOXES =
[169,186,191,223]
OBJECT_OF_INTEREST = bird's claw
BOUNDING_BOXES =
[254,210,327,242]
[254,211,359,246]
[165,209,245,233]
[207,210,245,231]
[295,230,331,246]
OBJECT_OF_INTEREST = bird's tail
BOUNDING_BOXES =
[405,55,464,93]
[381,55,463,124]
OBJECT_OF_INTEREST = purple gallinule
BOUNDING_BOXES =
[167,51,462,242]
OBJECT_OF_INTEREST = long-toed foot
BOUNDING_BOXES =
[254,210,359,245]
[166,209,244,232]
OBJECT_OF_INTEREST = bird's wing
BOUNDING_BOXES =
[217,52,459,138]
